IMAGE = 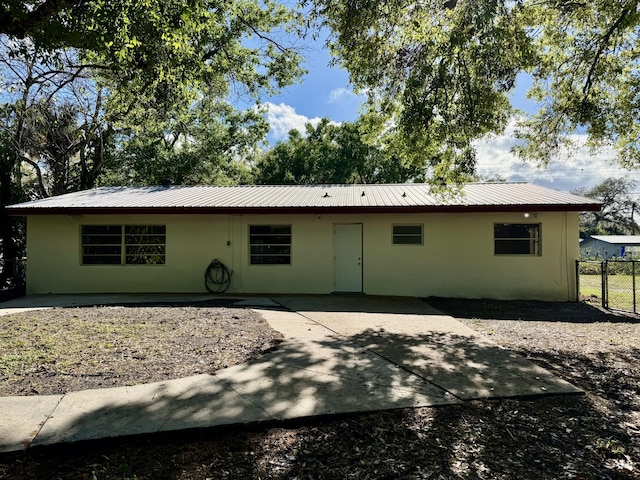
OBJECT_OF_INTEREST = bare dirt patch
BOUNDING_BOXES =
[1,298,639,479]
[0,302,282,396]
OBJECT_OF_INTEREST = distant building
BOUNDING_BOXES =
[580,235,640,260]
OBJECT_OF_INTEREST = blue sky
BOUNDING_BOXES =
[257,37,639,194]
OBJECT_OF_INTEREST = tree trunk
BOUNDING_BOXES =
[0,168,19,287]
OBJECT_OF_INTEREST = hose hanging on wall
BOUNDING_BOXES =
[204,259,232,293]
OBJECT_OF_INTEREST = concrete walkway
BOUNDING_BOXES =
[0,294,582,453]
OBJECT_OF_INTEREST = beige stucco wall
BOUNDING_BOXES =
[25,211,580,300]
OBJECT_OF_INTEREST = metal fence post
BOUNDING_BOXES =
[575,260,580,302]
[601,261,608,309]
[634,261,637,314]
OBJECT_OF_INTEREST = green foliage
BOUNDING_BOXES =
[99,101,266,186]
[1,0,304,101]
[254,118,426,185]
[573,177,639,237]
[309,0,640,181]
[309,0,536,183]
[514,1,640,167]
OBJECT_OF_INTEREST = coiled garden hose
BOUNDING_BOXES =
[204,259,232,293]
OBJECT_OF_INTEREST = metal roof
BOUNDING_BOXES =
[587,235,640,245]
[6,183,601,215]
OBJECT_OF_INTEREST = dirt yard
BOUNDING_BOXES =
[0,298,638,479]
[0,301,282,396]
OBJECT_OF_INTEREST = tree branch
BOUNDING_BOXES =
[20,154,49,198]
[236,13,291,54]
[0,0,78,39]
[583,4,634,97]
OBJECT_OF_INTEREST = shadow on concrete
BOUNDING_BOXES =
[0,294,245,310]
[25,322,581,450]
[0,293,444,314]
[2,337,635,478]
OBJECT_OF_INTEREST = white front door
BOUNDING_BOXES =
[334,223,363,292]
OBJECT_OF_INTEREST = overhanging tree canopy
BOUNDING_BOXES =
[308,0,640,182]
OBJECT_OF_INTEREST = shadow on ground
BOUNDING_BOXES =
[29,326,565,447]
[1,385,636,479]
[426,296,640,323]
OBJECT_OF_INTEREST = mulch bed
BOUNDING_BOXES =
[1,297,639,479]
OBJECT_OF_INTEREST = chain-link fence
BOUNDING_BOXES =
[577,260,640,313]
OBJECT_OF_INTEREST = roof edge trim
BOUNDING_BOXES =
[6,203,602,216]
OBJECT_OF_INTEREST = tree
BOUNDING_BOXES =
[254,118,426,185]
[309,1,640,182]
[0,44,121,285]
[100,100,268,186]
[513,1,640,168]
[307,1,534,183]
[572,177,639,237]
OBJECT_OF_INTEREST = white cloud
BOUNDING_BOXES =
[262,102,324,140]
[262,102,342,141]
[474,119,633,192]
[328,87,358,104]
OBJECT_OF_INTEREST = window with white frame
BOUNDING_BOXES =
[392,224,423,245]
[81,225,166,265]
[494,223,541,255]
[249,225,291,264]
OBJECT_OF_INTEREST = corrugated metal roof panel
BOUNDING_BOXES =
[6,183,601,214]
[589,235,640,244]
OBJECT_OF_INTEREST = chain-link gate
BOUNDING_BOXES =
[577,260,640,313]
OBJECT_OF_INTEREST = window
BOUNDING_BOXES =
[392,224,423,245]
[124,225,166,265]
[82,225,166,265]
[249,225,291,264]
[81,225,123,265]
[494,223,541,255]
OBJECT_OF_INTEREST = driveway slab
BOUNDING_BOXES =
[0,395,62,453]
[215,334,456,420]
[32,375,271,447]
[275,296,582,399]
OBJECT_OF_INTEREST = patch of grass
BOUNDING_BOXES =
[0,311,151,377]
[0,330,56,375]
[580,274,640,311]
[579,274,603,299]
[0,305,280,396]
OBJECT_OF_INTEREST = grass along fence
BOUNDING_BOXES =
[577,260,640,313]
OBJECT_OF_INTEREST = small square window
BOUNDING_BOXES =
[249,225,291,264]
[393,224,423,245]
